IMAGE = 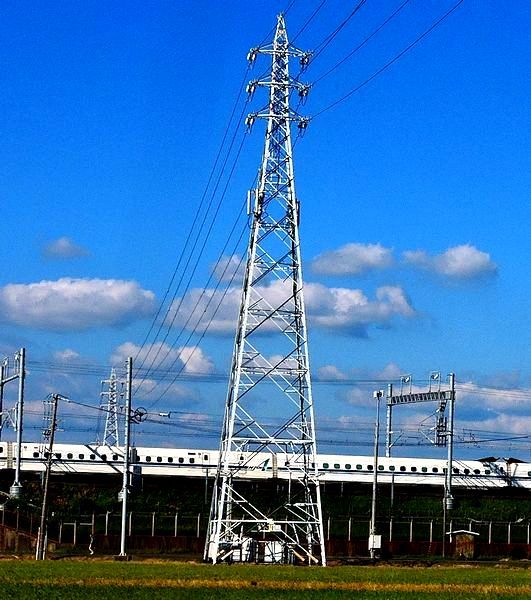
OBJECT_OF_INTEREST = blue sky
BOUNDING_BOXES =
[0,1,529,458]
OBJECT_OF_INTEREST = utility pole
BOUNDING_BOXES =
[442,372,456,557]
[36,394,59,560]
[205,15,324,566]
[0,361,5,441]
[10,348,26,498]
[119,357,133,558]
[369,390,383,559]
[385,383,393,458]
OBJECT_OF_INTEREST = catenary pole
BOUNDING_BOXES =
[119,357,133,557]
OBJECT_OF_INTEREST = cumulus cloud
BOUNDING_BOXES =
[0,278,155,331]
[403,244,497,280]
[212,254,246,283]
[167,280,415,337]
[42,236,89,259]
[311,243,394,276]
[316,365,348,381]
[306,282,415,333]
[111,341,214,375]
[53,348,81,362]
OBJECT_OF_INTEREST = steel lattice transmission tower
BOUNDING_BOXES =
[100,368,122,447]
[205,15,326,566]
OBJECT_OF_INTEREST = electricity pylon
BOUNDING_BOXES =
[205,14,325,566]
[100,368,121,447]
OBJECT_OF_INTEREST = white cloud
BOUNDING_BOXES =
[305,282,415,333]
[53,349,81,362]
[212,254,245,283]
[403,244,497,280]
[111,342,214,375]
[316,365,348,380]
[133,377,196,403]
[311,243,394,276]
[0,278,155,331]
[456,381,531,415]
[167,280,415,337]
[42,236,89,259]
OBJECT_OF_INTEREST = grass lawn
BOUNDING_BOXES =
[0,560,529,599]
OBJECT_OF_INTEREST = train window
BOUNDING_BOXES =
[178,457,184,464]
[145,456,152,462]
[67,453,73,459]
[79,454,85,459]
[528,471,531,477]
[189,458,195,464]
[55,453,62,459]
[367,465,373,471]
[113,455,119,461]
[33,452,39,458]
[399,466,406,472]
[421,467,427,473]
[101,454,107,461]
[204,454,209,461]
[411,467,417,472]
[432,467,439,473]
[378,465,384,471]
[453,468,459,474]
[323,463,329,469]
[356,464,362,470]
[473,469,480,475]
[157,457,162,463]
[389,465,396,472]
[345,464,351,470]
[464,469,470,475]
[44,452,50,458]
[89,454,96,460]
[334,463,340,469]
[0,447,3,453]
[485,469,490,475]
[168,457,174,463]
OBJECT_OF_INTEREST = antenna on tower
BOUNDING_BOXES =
[99,368,124,447]
[205,15,325,566]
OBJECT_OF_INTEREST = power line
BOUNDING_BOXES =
[312,0,367,62]
[134,66,251,371]
[313,0,466,118]
[312,0,412,85]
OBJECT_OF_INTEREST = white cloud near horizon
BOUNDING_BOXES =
[403,244,497,280]
[42,236,89,259]
[53,348,81,362]
[167,280,416,337]
[111,341,214,375]
[310,242,497,281]
[311,243,394,276]
[0,278,155,331]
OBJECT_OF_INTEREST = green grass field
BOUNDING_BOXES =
[0,560,529,599]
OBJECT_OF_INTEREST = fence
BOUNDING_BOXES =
[1,506,530,558]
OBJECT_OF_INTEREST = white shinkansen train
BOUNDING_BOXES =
[1,441,530,489]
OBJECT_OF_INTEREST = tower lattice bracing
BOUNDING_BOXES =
[205,15,326,566]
